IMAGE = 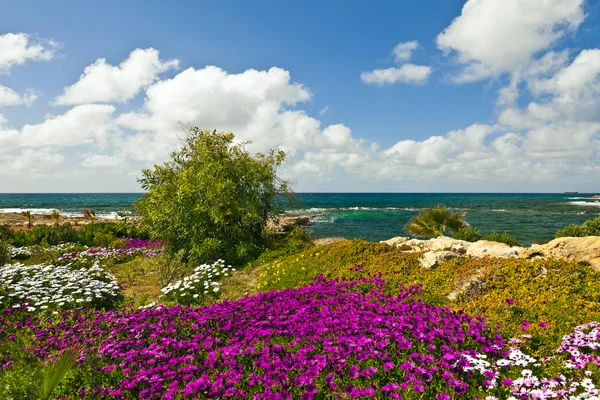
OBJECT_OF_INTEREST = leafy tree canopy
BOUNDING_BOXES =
[136,128,289,264]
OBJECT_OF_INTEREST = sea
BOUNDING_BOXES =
[1,193,599,246]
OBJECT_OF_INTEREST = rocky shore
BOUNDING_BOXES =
[381,235,600,271]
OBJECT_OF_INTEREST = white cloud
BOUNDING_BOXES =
[0,33,59,73]
[20,104,116,148]
[436,0,585,82]
[393,41,419,62]
[319,106,328,116]
[1,148,65,175]
[0,114,20,151]
[80,153,128,170]
[56,48,179,105]
[360,64,432,86]
[0,85,37,106]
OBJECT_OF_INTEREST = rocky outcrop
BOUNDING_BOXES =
[466,240,521,258]
[382,235,600,271]
[267,216,312,233]
[420,250,461,269]
[518,236,600,271]
[314,237,348,246]
[381,236,470,254]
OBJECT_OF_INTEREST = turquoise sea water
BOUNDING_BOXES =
[1,193,599,245]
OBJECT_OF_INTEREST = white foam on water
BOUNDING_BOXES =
[0,208,57,215]
[569,201,600,207]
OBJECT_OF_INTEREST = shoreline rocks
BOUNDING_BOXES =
[382,235,600,271]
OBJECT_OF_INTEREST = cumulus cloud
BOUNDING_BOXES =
[360,65,432,86]
[56,48,179,105]
[0,85,37,106]
[362,40,431,86]
[20,104,116,148]
[0,33,59,73]
[0,148,65,176]
[393,41,419,62]
[436,0,585,82]
[80,153,128,170]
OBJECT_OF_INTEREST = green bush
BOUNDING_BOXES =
[136,129,289,265]
[0,224,14,241]
[556,216,600,238]
[453,228,483,242]
[9,222,150,247]
[0,239,10,264]
[483,231,520,246]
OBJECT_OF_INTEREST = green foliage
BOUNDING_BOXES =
[0,239,10,264]
[41,347,82,400]
[404,205,468,238]
[0,224,14,241]
[556,216,600,238]
[483,231,521,246]
[453,228,483,242]
[136,128,289,265]
[0,331,43,399]
[9,222,149,247]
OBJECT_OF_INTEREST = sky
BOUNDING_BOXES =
[0,0,599,193]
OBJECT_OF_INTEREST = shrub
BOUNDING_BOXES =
[483,231,521,246]
[0,224,13,241]
[404,205,468,237]
[453,228,483,242]
[556,216,600,238]
[136,129,289,265]
[0,239,10,264]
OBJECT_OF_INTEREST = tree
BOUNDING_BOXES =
[82,209,96,225]
[20,211,33,229]
[136,128,289,264]
[50,210,61,227]
[404,205,467,238]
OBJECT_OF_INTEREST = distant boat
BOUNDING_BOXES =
[564,191,578,194]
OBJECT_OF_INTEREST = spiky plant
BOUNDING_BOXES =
[404,205,468,238]
[20,210,33,229]
[41,345,83,400]
[50,210,61,227]
[82,209,97,225]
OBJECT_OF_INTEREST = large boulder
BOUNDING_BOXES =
[518,236,600,270]
[381,236,412,250]
[466,240,521,258]
[420,250,461,269]
[382,236,469,253]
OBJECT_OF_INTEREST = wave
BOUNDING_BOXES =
[568,201,600,207]
[0,208,128,219]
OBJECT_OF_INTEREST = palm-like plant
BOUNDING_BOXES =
[82,209,97,224]
[404,205,468,238]
[20,210,33,229]
[50,210,61,227]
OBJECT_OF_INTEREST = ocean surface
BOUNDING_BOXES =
[1,193,599,245]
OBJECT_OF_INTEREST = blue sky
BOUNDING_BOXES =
[0,0,599,192]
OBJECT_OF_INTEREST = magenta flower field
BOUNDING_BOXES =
[2,275,599,399]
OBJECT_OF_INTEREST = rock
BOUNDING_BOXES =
[466,240,522,258]
[382,236,469,253]
[519,236,600,270]
[314,237,348,246]
[267,216,312,233]
[427,236,470,254]
[420,250,461,269]
[447,269,485,301]
[381,236,411,249]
